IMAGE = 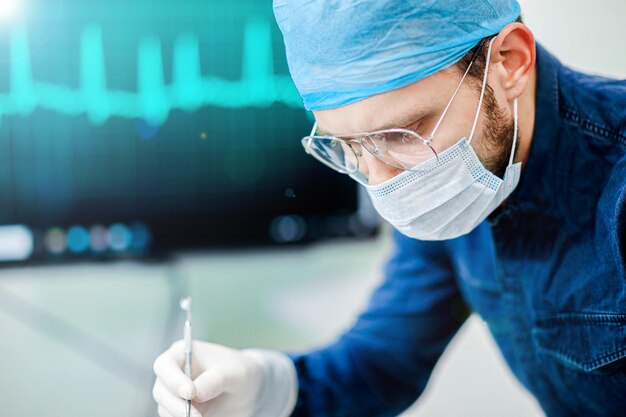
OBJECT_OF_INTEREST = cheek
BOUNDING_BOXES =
[489,82,512,108]
[428,125,468,154]
[427,114,478,154]
[427,88,484,153]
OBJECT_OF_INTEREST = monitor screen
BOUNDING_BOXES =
[0,0,376,263]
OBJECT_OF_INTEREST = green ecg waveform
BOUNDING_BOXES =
[0,18,302,126]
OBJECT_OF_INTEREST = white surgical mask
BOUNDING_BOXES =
[358,38,522,241]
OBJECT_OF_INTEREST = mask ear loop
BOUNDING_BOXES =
[508,97,519,166]
[466,38,520,168]
[468,37,497,143]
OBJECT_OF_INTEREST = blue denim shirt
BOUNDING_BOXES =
[288,44,626,417]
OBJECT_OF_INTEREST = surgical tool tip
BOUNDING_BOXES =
[180,296,192,312]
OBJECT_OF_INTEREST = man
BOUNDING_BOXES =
[152,1,626,416]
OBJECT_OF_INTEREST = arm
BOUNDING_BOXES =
[287,230,468,417]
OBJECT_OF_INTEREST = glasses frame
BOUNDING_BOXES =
[301,38,487,177]
[301,128,437,175]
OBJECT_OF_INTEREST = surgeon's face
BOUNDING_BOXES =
[313,66,514,186]
[313,23,535,186]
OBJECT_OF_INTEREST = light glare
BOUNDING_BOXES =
[0,0,19,19]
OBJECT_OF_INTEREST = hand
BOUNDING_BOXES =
[152,340,264,417]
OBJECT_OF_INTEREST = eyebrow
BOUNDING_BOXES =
[317,109,432,137]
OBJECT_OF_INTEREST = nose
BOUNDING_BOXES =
[359,150,404,186]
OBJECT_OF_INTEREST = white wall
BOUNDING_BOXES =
[519,0,626,78]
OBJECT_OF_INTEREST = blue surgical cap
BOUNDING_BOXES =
[273,0,521,111]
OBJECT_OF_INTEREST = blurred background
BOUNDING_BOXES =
[0,0,623,416]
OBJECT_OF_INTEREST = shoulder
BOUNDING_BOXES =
[557,62,626,146]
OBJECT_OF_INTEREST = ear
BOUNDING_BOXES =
[489,22,536,101]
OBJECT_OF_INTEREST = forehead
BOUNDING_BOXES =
[313,68,457,136]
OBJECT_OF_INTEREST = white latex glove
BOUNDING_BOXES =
[153,340,297,417]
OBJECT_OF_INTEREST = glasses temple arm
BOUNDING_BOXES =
[428,58,475,140]
[468,37,496,143]
[429,39,487,140]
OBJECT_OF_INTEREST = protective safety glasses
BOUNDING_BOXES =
[301,40,485,182]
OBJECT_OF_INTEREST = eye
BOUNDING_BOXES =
[401,132,413,144]
[405,119,428,136]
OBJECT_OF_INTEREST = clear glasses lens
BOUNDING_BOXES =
[302,130,437,180]
[301,137,358,174]
[361,130,437,170]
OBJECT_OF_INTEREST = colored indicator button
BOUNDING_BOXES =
[129,222,151,251]
[0,225,33,261]
[44,227,66,255]
[67,226,90,253]
[89,225,110,252]
[109,223,132,252]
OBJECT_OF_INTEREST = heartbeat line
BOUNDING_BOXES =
[0,18,303,126]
